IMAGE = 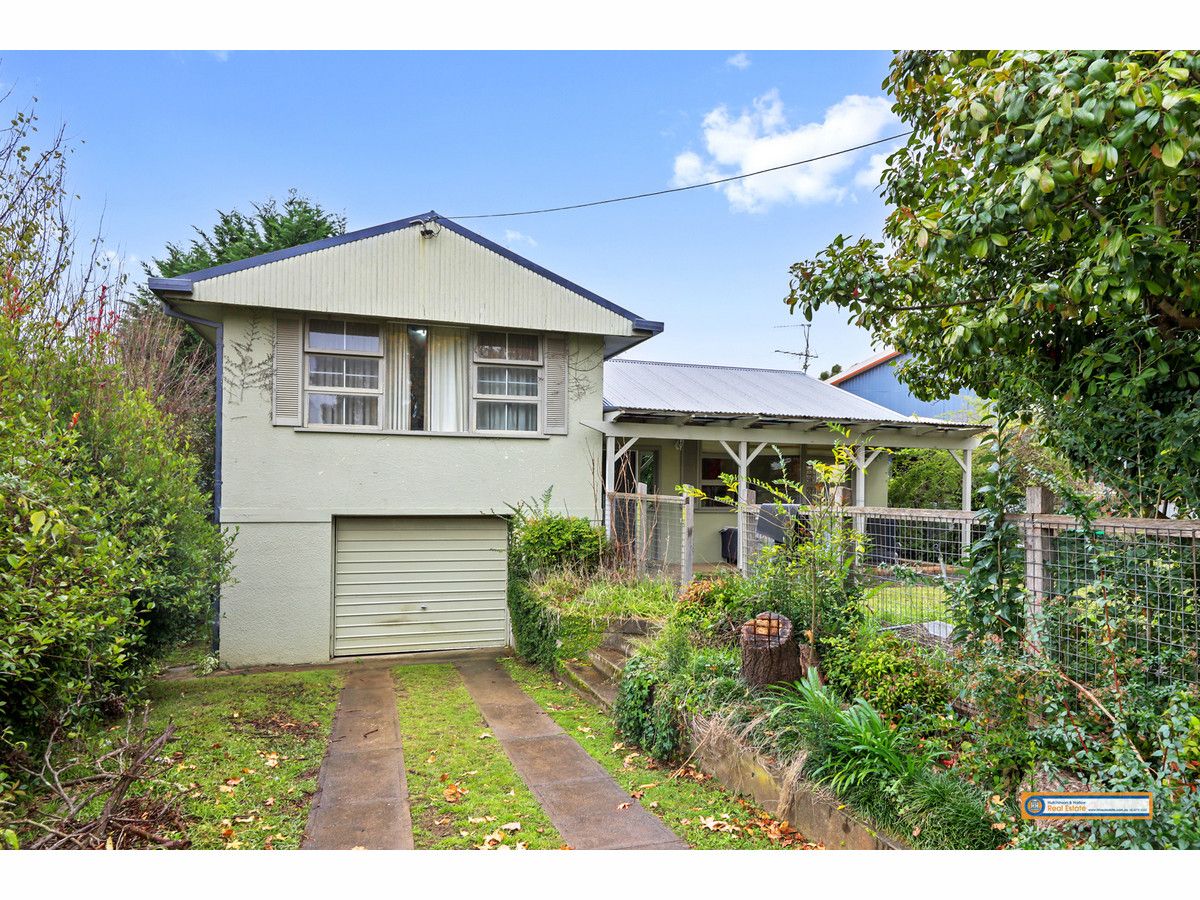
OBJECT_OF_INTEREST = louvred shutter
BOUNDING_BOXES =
[273,316,303,426]
[543,335,569,435]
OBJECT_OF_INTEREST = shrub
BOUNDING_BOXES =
[822,627,953,720]
[506,579,560,671]
[673,573,757,640]
[614,655,682,762]
[0,101,231,756]
[508,492,605,577]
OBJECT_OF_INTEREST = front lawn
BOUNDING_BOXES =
[502,658,819,850]
[142,669,341,849]
[394,664,562,849]
[862,581,950,625]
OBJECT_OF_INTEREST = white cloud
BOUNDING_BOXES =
[854,150,889,190]
[672,90,899,212]
[208,51,230,62]
[503,229,537,249]
[726,52,751,70]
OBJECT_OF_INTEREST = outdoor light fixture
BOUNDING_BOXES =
[418,218,441,239]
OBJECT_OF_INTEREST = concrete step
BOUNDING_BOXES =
[609,617,658,637]
[599,631,646,659]
[563,660,617,710]
[588,646,627,682]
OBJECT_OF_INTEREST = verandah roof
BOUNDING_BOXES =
[598,358,984,450]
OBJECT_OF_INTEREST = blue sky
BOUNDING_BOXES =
[1,50,899,371]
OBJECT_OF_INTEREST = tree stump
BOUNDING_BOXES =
[739,612,804,688]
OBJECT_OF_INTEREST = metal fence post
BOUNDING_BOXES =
[681,488,695,586]
[1024,485,1056,650]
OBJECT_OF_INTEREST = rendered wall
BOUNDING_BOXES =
[216,308,607,666]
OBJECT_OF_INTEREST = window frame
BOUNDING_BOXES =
[302,317,385,431]
[470,330,543,434]
[698,455,737,509]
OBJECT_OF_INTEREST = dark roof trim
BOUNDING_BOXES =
[603,405,983,432]
[146,210,663,336]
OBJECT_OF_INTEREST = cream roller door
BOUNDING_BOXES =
[333,516,509,656]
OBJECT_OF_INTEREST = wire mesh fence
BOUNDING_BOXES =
[1019,514,1200,686]
[746,502,1200,682]
[606,490,692,583]
[855,507,982,636]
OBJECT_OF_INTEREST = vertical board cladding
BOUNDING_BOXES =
[272,315,303,426]
[544,334,569,434]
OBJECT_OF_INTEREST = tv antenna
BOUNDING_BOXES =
[773,324,817,374]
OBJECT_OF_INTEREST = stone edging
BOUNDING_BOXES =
[688,725,907,851]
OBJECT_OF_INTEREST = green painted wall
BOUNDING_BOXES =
[216,307,606,666]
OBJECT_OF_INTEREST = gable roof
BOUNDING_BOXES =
[826,348,904,385]
[148,211,663,353]
[603,358,974,427]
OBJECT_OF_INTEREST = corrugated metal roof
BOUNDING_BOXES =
[603,359,967,426]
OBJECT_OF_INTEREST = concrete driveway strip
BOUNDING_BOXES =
[303,666,415,850]
[455,657,688,850]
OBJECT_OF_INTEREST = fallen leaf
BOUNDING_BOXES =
[617,802,631,810]
[478,733,493,740]
[443,782,467,803]
[912,826,921,838]
[500,822,521,833]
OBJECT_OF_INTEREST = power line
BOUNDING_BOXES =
[444,131,911,221]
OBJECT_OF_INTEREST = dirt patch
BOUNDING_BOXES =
[232,711,322,741]
[417,806,457,839]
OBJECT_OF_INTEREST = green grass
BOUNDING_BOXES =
[501,657,819,850]
[141,669,342,849]
[393,664,562,849]
[532,572,678,622]
[863,581,949,625]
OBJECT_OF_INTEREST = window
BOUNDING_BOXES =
[699,456,736,508]
[698,452,799,507]
[407,326,428,431]
[472,331,541,432]
[304,319,383,427]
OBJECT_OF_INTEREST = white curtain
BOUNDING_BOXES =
[427,327,469,432]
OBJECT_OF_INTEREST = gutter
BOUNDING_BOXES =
[160,301,224,655]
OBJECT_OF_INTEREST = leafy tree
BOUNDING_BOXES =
[818,362,843,381]
[786,51,1200,516]
[144,189,347,281]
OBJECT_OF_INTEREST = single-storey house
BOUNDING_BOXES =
[827,349,977,422]
[151,211,983,667]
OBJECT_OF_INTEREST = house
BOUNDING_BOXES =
[598,359,983,568]
[828,349,977,422]
[151,211,983,667]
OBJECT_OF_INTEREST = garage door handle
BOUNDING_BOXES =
[420,604,428,610]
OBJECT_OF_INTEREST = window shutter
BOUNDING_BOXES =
[543,335,569,435]
[273,316,303,426]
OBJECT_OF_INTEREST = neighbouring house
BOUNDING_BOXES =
[151,211,984,667]
[828,349,978,422]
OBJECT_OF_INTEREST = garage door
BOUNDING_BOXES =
[333,516,509,656]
